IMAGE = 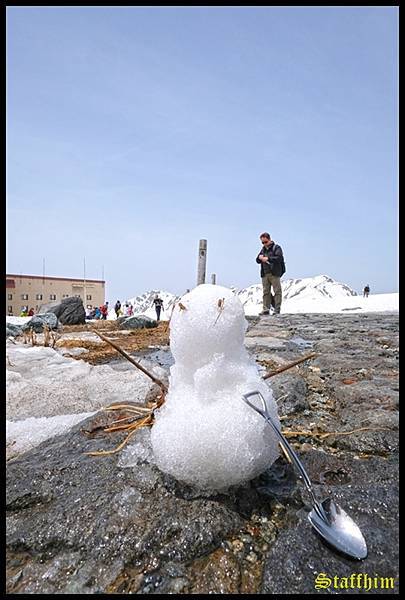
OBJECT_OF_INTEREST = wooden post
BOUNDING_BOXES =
[211,273,216,285]
[197,239,207,285]
[83,257,86,308]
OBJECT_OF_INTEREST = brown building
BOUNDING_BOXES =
[6,274,105,316]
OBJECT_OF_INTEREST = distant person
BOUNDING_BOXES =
[114,300,121,318]
[363,285,370,298]
[20,307,28,317]
[124,303,131,316]
[128,303,134,316]
[100,302,108,320]
[153,294,164,321]
[94,307,102,319]
[28,307,35,316]
[256,232,286,315]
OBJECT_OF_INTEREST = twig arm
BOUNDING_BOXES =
[94,330,167,393]
[263,352,317,379]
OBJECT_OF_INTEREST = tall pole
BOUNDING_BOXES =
[83,257,86,306]
[211,273,216,285]
[197,239,207,286]
[42,258,45,286]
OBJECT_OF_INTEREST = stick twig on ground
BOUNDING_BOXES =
[281,426,392,439]
[263,353,317,379]
[94,331,167,393]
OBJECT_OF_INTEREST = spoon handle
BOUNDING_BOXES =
[242,391,319,506]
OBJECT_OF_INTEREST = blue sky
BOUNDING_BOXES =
[6,6,398,301]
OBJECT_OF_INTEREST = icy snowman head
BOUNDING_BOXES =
[150,284,280,491]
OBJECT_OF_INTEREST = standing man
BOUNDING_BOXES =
[256,232,285,315]
[153,294,164,321]
[114,300,121,318]
[363,285,370,298]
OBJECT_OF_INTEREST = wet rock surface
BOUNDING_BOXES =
[262,452,399,594]
[6,312,399,594]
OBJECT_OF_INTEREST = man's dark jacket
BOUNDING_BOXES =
[256,242,284,277]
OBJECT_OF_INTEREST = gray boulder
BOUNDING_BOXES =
[6,323,23,338]
[21,313,60,333]
[37,300,59,314]
[119,315,157,330]
[46,297,86,325]
[116,316,129,325]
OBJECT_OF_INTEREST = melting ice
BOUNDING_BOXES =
[151,284,280,491]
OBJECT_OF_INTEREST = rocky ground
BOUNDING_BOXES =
[6,312,399,594]
[10,319,170,364]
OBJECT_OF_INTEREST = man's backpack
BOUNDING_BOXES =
[273,244,286,277]
[280,255,286,277]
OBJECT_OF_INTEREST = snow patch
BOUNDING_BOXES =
[6,412,94,459]
[6,343,157,420]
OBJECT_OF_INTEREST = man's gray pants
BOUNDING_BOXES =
[262,273,282,313]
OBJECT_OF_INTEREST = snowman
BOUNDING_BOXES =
[151,284,280,491]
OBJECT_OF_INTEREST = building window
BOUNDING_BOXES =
[86,294,92,300]
[36,294,43,300]
[75,294,81,298]
[8,306,13,313]
[21,294,28,300]
[62,294,70,298]
[50,294,57,300]
[8,294,12,300]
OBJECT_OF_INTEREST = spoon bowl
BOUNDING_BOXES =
[308,498,368,559]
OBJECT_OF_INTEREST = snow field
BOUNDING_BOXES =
[6,341,166,457]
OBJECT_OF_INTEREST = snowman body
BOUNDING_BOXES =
[151,284,280,491]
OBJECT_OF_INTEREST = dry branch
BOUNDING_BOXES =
[263,353,317,379]
[43,324,50,347]
[213,298,225,326]
[281,426,392,440]
[94,331,167,393]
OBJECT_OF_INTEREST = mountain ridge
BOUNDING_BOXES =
[125,275,363,319]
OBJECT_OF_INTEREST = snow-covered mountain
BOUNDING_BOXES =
[126,290,180,320]
[120,276,397,319]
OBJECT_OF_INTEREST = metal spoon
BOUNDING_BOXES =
[242,390,368,560]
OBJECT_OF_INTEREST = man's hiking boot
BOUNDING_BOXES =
[259,310,270,316]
